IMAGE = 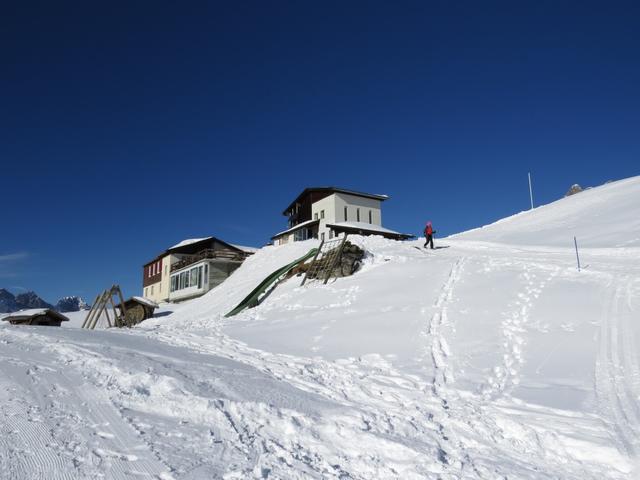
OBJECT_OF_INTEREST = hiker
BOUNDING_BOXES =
[424,221,435,249]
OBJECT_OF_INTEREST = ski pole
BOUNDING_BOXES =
[574,236,581,272]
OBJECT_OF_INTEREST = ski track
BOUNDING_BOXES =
[596,276,640,459]
[0,332,170,480]
[1,240,637,479]
[422,256,481,478]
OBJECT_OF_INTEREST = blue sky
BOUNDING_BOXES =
[2,1,639,302]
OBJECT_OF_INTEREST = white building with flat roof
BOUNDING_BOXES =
[272,187,411,245]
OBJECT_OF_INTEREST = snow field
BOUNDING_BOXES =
[1,175,639,478]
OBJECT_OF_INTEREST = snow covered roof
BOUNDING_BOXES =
[5,308,48,317]
[169,237,213,250]
[131,296,159,308]
[144,236,256,266]
[1,308,69,322]
[229,244,259,254]
[326,222,414,239]
[272,219,320,239]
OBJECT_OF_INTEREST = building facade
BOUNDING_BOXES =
[272,187,409,245]
[142,237,255,303]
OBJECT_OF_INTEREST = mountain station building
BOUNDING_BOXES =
[272,187,411,245]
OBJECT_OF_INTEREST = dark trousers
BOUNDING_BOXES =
[424,234,433,249]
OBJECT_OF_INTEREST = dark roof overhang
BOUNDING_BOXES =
[143,236,247,266]
[271,219,320,240]
[326,224,414,240]
[282,187,389,216]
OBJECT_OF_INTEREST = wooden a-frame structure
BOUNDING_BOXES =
[81,285,128,329]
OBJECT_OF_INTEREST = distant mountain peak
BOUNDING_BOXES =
[0,289,20,313]
[15,291,53,310]
[55,296,90,312]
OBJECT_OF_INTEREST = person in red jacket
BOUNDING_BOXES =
[424,221,435,249]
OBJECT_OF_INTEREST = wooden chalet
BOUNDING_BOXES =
[142,236,256,303]
[2,308,69,327]
[117,296,158,325]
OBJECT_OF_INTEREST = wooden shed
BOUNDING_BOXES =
[2,308,69,327]
[116,296,158,325]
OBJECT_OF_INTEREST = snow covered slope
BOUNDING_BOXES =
[450,176,640,248]
[1,176,639,479]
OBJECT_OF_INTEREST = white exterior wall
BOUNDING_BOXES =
[273,233,293,246]
[334,193,383,226]
[311,194,338,241]
[143,254,177,303]
[143,281,162,303]
[312,193,383,239]
[157,254,174,302]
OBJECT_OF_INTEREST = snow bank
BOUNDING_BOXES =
[450,176,640,248]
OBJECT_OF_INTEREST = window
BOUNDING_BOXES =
[165,265,168,275]
[369,210,372,223]
[357,208,360,222]
[148,266,151,278]
[294,228,309,241]
[321,232,325,241]
[329,230,334,239]
[158,261,162,275]
[344,206,348,221]
[320,210,325,219]
[151,285,154,295]
[314,212,318,220]
[171,264,207,294]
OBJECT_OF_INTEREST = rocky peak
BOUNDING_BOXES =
[15,291,53,310]
[55,296,90,312]
[565,184,583,197]
[0,289,19,313]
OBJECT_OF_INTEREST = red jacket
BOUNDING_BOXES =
[425,225,433,236]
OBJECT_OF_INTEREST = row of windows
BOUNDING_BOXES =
[147,261,170,279]
[170,264,208,293]
[147,260,162,278]
[313,208,375,223]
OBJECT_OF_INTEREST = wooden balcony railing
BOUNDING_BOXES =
[170,249,247,273]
